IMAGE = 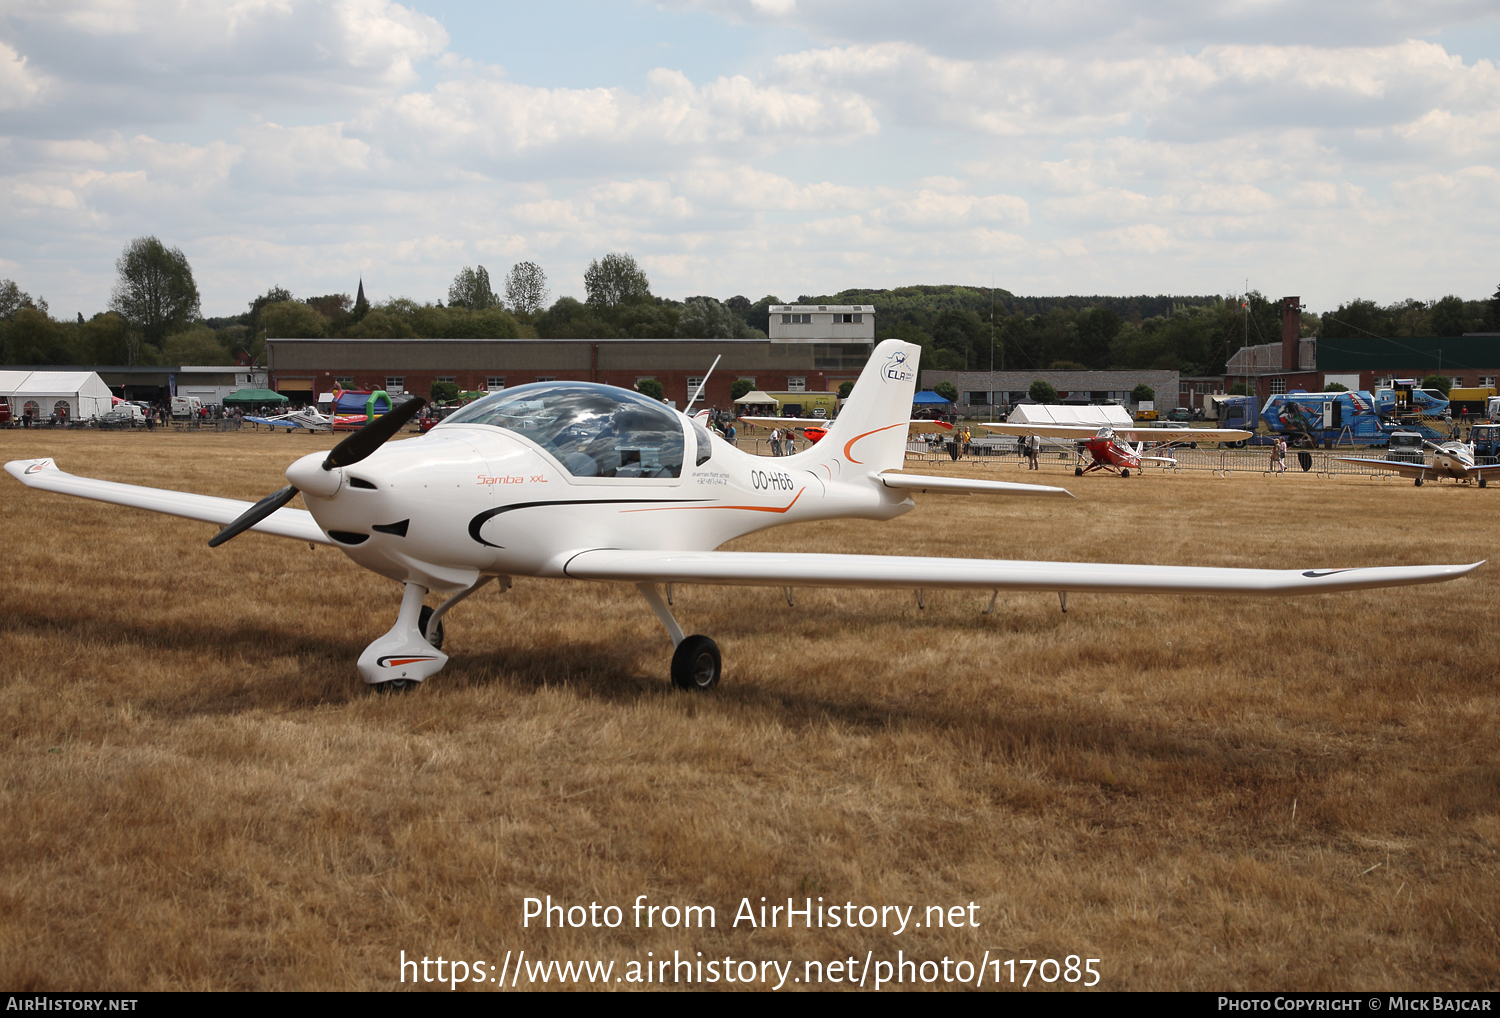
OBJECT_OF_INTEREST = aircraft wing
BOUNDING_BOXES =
[877,472,1073,498]
[739,416,828,428]
[1332,457,1433,480]
[1114,428,1252,443]
[4,458,332,545]
[563,549,1482,595]
[741,417,950,434]
[974,423,1098,439]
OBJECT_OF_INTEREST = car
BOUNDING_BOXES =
[1167,407,1193,422]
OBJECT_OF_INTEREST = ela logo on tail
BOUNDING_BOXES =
[882,351,913,383]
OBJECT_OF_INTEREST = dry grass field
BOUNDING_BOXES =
[0,427,1496,991]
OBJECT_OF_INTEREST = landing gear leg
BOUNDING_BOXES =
[358,581,450,689]
[637,582,721,690]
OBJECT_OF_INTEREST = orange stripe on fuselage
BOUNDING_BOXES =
[620,488,805,514]
[843,422,909,464]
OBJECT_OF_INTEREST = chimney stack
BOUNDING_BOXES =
[1281,297,1301,371]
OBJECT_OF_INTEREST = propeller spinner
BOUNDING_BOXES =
[208,396,426,547]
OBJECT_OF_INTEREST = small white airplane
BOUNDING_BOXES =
[245,407,335,432]
[975,422,1252,477]
[1335,440,1498,487]
[5,341,1481,692]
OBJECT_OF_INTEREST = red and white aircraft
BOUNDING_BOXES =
[977,422,1252,477]
[4,341,1478,692]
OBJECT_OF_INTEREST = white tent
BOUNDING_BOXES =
[1006,403,1132,428]
[0,370,115,422]
[734,390,777,405]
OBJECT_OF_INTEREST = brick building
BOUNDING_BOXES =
[266,337,874,409]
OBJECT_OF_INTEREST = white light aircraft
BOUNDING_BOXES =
[244,407,334,432]
[1335,440,1498,487]
[5,341,1481,692]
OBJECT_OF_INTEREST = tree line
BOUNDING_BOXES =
[3,235,1497,376]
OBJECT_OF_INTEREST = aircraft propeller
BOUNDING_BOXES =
[208,396,426,547]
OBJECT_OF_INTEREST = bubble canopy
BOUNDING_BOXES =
[440,382,685,479]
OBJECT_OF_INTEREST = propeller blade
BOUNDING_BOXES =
[208,485,300,547]
[322,396,426,470]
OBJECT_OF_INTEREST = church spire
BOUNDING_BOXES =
[353,276,369,318]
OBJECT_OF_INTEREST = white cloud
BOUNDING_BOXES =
[2,1,1500,317]
[671,0,1499,55]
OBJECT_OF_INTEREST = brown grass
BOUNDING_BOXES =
[0,427,1496,991]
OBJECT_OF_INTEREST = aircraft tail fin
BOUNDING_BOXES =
[799,339,922,475]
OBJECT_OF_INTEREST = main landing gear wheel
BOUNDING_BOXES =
[1481,478,1488,488]
[1074,466,1083,476]
[671,635,721,690]
[1415,477,1423,487]
[1121,468,1130,478]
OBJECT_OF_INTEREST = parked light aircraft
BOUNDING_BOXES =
[245,407,335,432]
[976,422,1253,477]
[1335,440,1498,487]
[5,341,1480,692]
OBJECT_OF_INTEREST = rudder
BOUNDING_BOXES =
[805,339,922,474]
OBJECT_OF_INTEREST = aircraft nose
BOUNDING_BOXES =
[286,451,341,498]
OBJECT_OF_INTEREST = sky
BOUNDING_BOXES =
[2,0,1499,319]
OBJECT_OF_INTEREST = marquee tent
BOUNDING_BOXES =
[0,370,114,422]
[1005,403,1132,428]
[222,388,289,406]
[912,390,952,405]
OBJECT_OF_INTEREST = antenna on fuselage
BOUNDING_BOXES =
[684,354,722,415]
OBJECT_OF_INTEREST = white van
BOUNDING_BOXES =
[112,403,147,424]
[170,396,203,418]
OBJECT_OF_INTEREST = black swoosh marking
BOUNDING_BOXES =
[467,498,714,548]
[1302,569,1354,577]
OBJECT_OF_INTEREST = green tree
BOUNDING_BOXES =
[1430,295,1467,338]
[730,378,754,401]
[1131,383,1155,403]
[109,237,201,353]
[261,300,327,338]
[745,295,783,335]
[636,378,664,401]
[676,297,760,339]
[77,312,131,364]
[584,252,651,309]
[504,262,548,316]
[1321,299,1389,339]
[1228,382,1250,395]
[1028,380,1058,403]
[838,380,855,399]
[431,380,460,402]
[162,325,235,365]
[449,265,500,310]
[1325,382,1349,392]
[5,307,68,364]
[1073,307,1121,366]
[1422,374,1451,396]
[933,381,959,404]
[0,279,44,320]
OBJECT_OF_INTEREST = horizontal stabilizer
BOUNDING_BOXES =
[4,458,331,545]
[877,472,1073,498]
[564,548,1482,595]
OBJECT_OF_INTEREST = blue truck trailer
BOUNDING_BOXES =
[1261,390,1447,447]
